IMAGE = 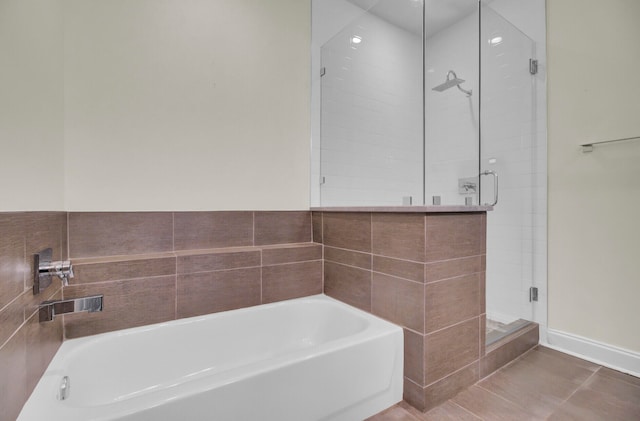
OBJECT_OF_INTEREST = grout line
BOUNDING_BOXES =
[404,376,422,388]
[262,259,322,268]
[65,273,178,287]
[324,259,370,272]
[426,271,484,286]
[0,318,28,350]
[321,245,325,293]
[426,314,480,336]
[423,273,427,385]
[74,242,316,264]
[173,266,264,277]
[403,326,425,337]
[173,217,178,320]
[369,213,373,313]
[449,400,485,420]
[475,383,530,413]
[478,315,482,359]
[0,282,59,348]
[553,367,599,412]
[259,248,263,303]
[423,359,479,388]
[66,212,70,259]
[22,219,27,290]
[259,263,263,304]
[320,213,324,293]
[370,269,430,286]
[0,290,23,315]
[423,214,427,266]
[324,244,485,267]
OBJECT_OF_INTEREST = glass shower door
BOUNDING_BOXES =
[480,4,537,339]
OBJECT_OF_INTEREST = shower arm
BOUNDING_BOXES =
[456,83,472,97]
[447,71,472,96]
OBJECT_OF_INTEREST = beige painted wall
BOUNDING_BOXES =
[0,0,310,212]
[63,0,310,211]
[0,0,65,211]
[547,0,640,351]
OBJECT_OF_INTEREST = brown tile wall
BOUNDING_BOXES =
[64,211,320,339]
[0,212,66,421]
[1,211,318,419]
[2,209,530,419]
[316,211,488,412]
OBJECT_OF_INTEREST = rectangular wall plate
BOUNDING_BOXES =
[458,177,478,194]
[33,248,53,295]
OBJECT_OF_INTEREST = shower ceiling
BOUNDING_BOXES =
[346,0,477,37]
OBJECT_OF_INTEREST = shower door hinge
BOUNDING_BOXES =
[320,67,326,77]
[529,286,539,302]
[529,59,538,75]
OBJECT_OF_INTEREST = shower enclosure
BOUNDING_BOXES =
[311,0,546,345]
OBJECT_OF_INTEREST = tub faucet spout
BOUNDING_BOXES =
[39,295,103,322]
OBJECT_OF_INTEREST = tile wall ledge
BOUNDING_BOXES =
[70,242,320,264]
[310,206,493,213]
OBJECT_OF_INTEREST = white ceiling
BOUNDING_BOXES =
[346,0,478,37]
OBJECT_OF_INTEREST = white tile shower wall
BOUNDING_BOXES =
[424,7,480,205]
[311,0,366,207]
[312,1,423,206]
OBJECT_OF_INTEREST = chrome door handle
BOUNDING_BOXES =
[480,170,498,206]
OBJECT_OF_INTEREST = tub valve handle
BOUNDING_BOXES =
[33,248,74,295]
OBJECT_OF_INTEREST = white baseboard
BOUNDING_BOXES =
[543,328,640,377]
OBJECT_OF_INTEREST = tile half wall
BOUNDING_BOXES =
[314,211,488,412]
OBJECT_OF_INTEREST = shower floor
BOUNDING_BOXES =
[486,318,532,346]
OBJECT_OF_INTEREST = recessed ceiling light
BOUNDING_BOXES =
[351,35,362,45]
[490,36,503,45]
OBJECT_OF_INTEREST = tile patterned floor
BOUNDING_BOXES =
[367,346,640,421]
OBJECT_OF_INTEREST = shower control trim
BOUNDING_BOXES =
[458,177,478,194]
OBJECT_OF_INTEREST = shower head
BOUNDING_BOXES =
[432,70,472,96]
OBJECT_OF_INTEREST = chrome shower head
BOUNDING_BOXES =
[432,70,472,96]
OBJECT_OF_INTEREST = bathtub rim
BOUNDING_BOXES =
[19,294,403,420]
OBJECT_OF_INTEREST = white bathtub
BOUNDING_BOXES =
[19,294,403,421]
